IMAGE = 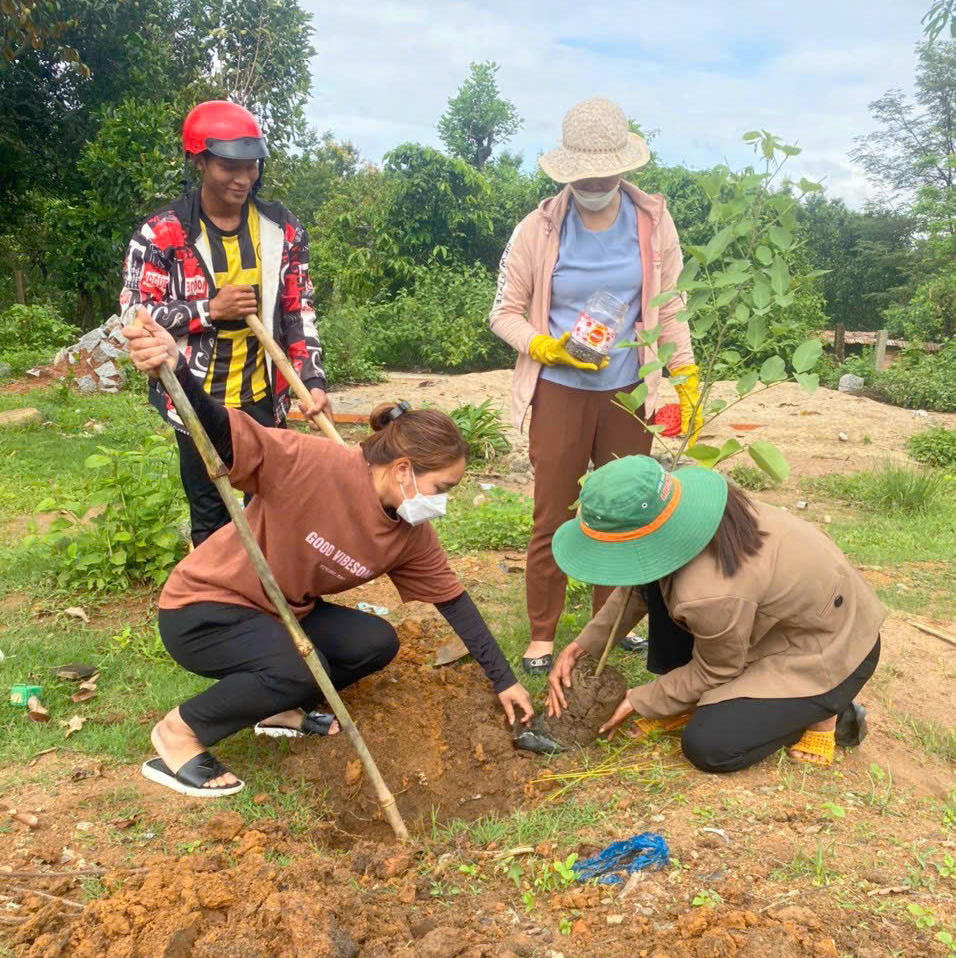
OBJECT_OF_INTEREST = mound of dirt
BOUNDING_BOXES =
[529,663,628,748]
[277,615,539,841]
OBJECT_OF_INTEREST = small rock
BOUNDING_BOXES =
[837,373,865,394]
[416,926,466,958]
[914,409,929,418]
[606,914,625,925]
[75,376,97,393]
[76,330,105,352]
[74,821,93,832]
[252,793,271,805]
[650,814,666,823]
[823,515,831,524]
[204,811,244,842]
[344,759,363,786]
[0,408,42,428]
[837,431,848,442]
[773,905,822,930]
[795,500,807,510]
[91,341,123,364]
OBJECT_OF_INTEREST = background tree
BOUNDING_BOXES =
[437,60,521,170]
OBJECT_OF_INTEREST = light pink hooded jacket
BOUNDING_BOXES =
[489,181,694,430]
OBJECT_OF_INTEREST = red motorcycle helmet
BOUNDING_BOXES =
[182,101,269,160]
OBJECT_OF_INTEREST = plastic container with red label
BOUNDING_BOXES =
[565,291,630,366]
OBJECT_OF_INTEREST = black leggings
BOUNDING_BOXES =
[157,600,399,747]
[679,638,881,773]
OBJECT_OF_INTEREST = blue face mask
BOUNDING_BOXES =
[397,471,447,526]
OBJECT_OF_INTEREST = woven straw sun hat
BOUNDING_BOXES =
[538,96,650,183]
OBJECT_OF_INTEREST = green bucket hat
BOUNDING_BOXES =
[552,456,728,586]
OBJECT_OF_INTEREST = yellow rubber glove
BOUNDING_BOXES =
[671,363,703,447]
[528,332,609,371]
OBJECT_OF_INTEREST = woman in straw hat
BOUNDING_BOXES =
[489,96,703,675]
[546,456,883,771]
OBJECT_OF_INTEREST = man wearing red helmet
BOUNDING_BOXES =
[120,100,331,546]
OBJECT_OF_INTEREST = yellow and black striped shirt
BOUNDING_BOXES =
[200,205,269,407]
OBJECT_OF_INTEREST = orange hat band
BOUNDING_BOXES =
[580,478,682,542]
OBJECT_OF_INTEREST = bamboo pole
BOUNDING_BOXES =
[244,314,345,446]
[593,587,634,678]
[136,312,408,841]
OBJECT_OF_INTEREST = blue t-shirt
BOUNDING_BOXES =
[541,193,643,391]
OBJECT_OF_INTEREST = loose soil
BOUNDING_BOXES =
[529,663,628,748]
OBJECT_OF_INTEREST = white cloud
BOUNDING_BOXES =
[299,0,928,208]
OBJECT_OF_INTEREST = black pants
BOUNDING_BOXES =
[678,639,881,773]
[174,395,278,547]
[157,600,399,747]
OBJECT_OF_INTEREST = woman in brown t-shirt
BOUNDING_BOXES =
[124,317,534,798]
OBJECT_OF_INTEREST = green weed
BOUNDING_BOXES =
[907,426,956,469]
[449,400,510,463]
[729,463,774,491]
[438,487,532,554]
[812,463,948,516]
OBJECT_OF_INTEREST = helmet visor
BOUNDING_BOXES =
[205,136,269,160]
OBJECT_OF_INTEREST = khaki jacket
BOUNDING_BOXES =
[488,181,695,430]
[574,502,886,717]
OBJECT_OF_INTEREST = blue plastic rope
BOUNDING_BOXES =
[573,832,669,885]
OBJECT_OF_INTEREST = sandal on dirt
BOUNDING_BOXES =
[141,752,244,798]
[835,702,868,747]
[787,729,835,767]
[254,710,338,739]
[630,711,693,741]
[619,633,648,653]
[521,654,553,676]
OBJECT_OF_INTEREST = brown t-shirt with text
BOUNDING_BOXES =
[159,409,463,615]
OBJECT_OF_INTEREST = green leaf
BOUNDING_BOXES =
[746,315,767,351]
[715,288,738,307]
[780,144,801,156]
[615,384,648,414]
[85,454,111,469]
[774,293,795,308]
[110,549,128,566]
[768,226,792,249]
[637,326,664,346]
[798,177,822,193]
[703,226,735,264]
[795,372,820,394]
[719,350,742,364]
[677,258,700,286]
[736,371,758,396]
[752,277,771,310]
[686,444,721,468]
[742,131,761,141]
[35,497,57,512]
[712,270,750,288]
[691,313,717,336]
[734,303,750,323]
[769,256,790,296]
[755,245,773,265]
[747,441,791,482]
[649,290,680,309]
[639,360,664,377]
[716,438,743,464]
[791,339,823,373]
[706,399,728,415]
[658,342,677,365]
[759,356,787,383]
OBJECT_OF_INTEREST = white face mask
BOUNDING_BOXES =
[397,471,447,525]
[570,184,620,211]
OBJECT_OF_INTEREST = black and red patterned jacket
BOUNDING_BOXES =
[120,188,325,426]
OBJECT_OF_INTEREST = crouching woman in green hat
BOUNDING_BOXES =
[547,456,885,771]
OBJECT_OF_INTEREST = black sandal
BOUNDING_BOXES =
[141,752,244,798]
[618,633,649,653]
[835,702,868,747]
[254,710,338,739]
[521,654,553,676]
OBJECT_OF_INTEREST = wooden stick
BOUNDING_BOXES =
[135,312,409,842]
[909,620,956,649]
[594,587,634,678]
[8,884,84,909]
[244,314,346,446]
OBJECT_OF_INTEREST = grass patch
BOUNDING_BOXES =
[907,427,956,470]
[728,463,775,492]
[901,717,956,764]
[438,486,533,554]
[433,798,613,848]
[811,463,949,516]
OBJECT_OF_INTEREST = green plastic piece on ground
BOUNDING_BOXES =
[9,684,43,707]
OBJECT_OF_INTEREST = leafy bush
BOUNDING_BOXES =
[316,303,383,387]
[729,463,775,491]
[438,488,532,553]
[24,435,187,592]
[869,343,956,413]
[814,463,948,516]
[0,302,78,355]
[907,427,956,469]
[450,400,510,463]
[364,262,513,372]
[818,347,876,390]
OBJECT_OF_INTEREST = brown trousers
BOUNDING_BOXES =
[527,378,653,644]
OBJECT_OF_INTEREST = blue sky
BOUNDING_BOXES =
[298,0,930,208]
